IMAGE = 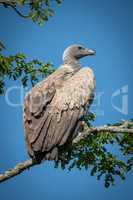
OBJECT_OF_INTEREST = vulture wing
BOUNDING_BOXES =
[24,67,95,161]
[23,65,75,156]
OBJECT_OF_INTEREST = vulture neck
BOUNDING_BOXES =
[63,56,81,72]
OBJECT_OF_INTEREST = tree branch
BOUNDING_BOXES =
[0,159,37,183]
[0,120,133,183]
[73,123,133,143]
[0,1,29,18]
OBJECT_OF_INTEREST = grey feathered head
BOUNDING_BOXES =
[63,44,96,64]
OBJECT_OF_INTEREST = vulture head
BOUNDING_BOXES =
[63,44,96,65]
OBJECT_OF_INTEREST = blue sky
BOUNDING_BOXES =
[0,0,133,199]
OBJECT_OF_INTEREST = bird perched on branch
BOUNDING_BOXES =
[23,44,96,163]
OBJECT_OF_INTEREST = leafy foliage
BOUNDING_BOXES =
[1,0,61,25]
[0,46,54,94]
[0,0,59,93]
[55,116,133,188]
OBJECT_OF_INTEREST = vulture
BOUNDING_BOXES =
[23,44,96,163]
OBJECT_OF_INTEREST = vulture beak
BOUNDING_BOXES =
[86,48,96,56]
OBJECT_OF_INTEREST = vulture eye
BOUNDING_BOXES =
[78,46,84,50]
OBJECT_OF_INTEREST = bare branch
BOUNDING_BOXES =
[0,159,37,183]
[0,120,133,183]
[73,125,133,144]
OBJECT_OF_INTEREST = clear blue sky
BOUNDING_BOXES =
[0,0,133,199]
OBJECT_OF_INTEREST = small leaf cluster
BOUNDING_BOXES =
[2,0,61,25]
[0,46,54,94]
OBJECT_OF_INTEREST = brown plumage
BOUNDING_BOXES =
[23,44,96,163]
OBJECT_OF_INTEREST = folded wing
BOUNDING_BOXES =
[24,67,95,161]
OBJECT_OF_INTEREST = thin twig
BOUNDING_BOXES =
[9,4,29,18]
[0,1,29,18]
